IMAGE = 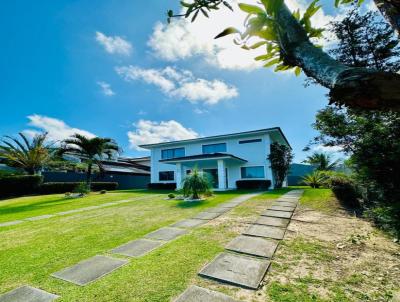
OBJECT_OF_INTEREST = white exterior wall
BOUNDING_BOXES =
[149,132,276,189]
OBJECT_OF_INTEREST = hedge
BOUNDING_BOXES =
[39,182,118,194]
[236,180,271,190]
[330,177,360,208]
[148,183,177,190]
[0,175,43,198]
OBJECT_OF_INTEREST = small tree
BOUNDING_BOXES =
[182,168,211,199]
[268,142,293,189]
[303,152,340,171]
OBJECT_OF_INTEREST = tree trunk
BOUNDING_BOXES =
[374,0,400,36]
[276,3,400,111]
[86,162,92,190]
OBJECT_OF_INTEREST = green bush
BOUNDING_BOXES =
[182,168,211,199]
[74,182,90,195]
[301,171,327,188]
[0,175,43,198]
[329,174,360,208]
[168,193,175,199]
[148,183,177,190]
[236,180,271,190]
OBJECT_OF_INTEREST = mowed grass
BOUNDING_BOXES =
[0,190,157,223]
[299,187,339,213]
[0,189,284,301]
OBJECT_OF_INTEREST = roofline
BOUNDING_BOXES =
[139,127,291,149]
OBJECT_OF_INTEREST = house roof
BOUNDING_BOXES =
[159,153,247,163]
[139,127,291,149]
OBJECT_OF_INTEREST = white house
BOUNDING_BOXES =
[140,128,291,190]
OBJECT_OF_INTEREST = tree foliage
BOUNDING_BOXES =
[0,132,55,175]
[268,142,293,188]
[58,134,121,189]
[303,152,340,171]
[182,167,212,199]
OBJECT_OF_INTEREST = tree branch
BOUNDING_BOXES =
[374,0,400,36]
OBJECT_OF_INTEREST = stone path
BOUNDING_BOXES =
[0,194,160,228]
[177,190,303,301]
[0,286,59,302]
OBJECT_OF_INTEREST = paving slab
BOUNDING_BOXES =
[111,239,163,257]
[0,220,24,227]
[225,235,278,258]
[171,219,207,228]
[274,201,297,207]
[243,225,286,240]
[174,285,240,302]
[25,215,55,221]
[218,202,238,208]
[268,205,295,212]
[255,216,290,228]
[145,227,188,241]
[0,286,59,302]
[193,212,221,220]
[205,207,231,214]
[198,252,270,289]
[262,210,292,219]
[51,255,128,286]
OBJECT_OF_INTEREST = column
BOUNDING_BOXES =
[176,163,183,189]
[217,160,226,190]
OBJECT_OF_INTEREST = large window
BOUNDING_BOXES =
[159,171,174,181]
[202,143,227,154]
[161,147,185,159]
[241,166,265,179]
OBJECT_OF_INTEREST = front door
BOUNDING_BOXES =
[203,168,218,188]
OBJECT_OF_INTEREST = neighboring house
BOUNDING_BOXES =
[288,163,315,186]
[140,128,291,190]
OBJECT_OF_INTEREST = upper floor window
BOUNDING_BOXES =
[239,138,262,144]
[241,166,265,178]
[159,171,174,181]
[202,143,227,154]
[161,147,185,159]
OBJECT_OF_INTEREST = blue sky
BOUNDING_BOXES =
[0,0,353,162]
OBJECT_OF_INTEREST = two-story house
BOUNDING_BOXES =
[140,127,291,190]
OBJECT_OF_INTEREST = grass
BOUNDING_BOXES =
[298,187,338,213]
[0,189,287,301]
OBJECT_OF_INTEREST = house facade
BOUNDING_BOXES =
[140,128,291,191]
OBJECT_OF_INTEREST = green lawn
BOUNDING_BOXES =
[0,189,288,301]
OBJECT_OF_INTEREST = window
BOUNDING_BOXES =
[161,147,185,159]
[202,143,227,154]
[241,166,265,178]
[159,171,174,181]
[239,138,262,144]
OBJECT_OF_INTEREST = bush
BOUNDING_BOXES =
[74,182,90,195]
[100,190,107,194]
[0,175,43,198]
[329,175,360,208]
[301,171,328,188]
[148,183,177,190]
[39,182,118,194]
[168,193,175,199]
[236,180,271,190]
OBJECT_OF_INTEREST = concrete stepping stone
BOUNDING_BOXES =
[174,285,240,302]
[198,252,270,289]
[205,207,231,214]
[51,255,128,286]
[25,215,55,221]
[193,212,221,220]
[262,210,292,219]
[171,219,207,228]
[225,235,278,258]
[243,225,286,240]
[145,227,187,241]
[274,201,297,207]
[0,220,23,227]
[269,205,295,212]
[111,239,163,257]
[0,286,59,302]
[218,202,238,208]
[255,216,289,228]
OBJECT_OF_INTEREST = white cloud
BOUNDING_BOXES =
[148,0,341,70]
[116,65,238,105]
[313,144,344,153]
[25,115,95,143]
[95,31,132,56]
[97,81,115,96]
[127,119,199,150]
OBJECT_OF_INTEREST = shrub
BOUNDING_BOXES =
[100,190,107,194]
[74,182,90,195]
[329,175,360,208]
[168,193,175,199]
[301,171,327,188]
[148,183,177,190]
[39,182,118,194]
[183,168,211,199]
[0,175,43,198]
[236,180,271,190]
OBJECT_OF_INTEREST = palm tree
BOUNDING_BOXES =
[0,132,54,175]
[303,152,340,171]
[59,134,121,189]
[301,171,328,188]
[182,168,211,200]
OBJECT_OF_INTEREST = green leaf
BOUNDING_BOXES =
[180,1,191,7]
[264,58,281,67]
[191,10,199,22]
[334,0,341,7]
[249,41,267,49]
[294,66,302,76]
[238,3,265,14]
[167,10,173,18]
[214,27,240,39]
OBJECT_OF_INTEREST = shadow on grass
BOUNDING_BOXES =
[0,197,73,216]
[175,200,207,209]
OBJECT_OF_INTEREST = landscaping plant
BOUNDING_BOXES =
[301,171,327,189]
[182,168,211,200]
[268,142,293,188]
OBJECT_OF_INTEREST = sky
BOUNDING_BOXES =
[0,0,368,162]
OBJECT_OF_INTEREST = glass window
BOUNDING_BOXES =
[239,138,262,144]
[202,143,227,154]
[161,147,185,159]
[159,171,174,181]
[241,166,265,178]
